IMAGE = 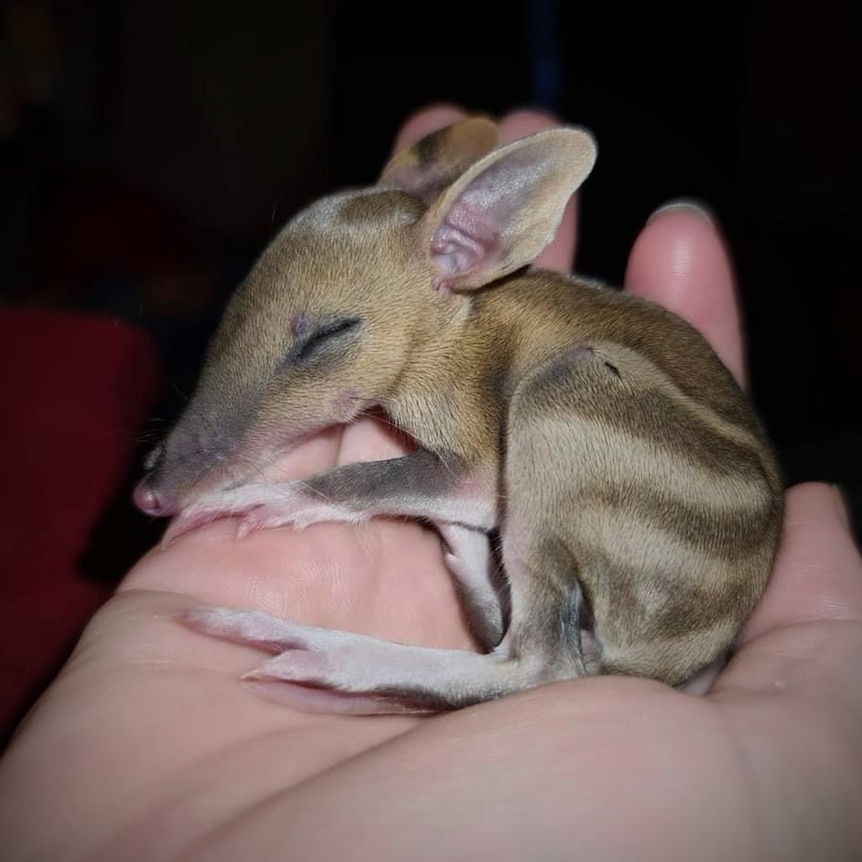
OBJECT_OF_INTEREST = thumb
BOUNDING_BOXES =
[741,483,862,640]
[714,483,862,715]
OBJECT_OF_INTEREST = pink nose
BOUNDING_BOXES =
[133,481,176,517]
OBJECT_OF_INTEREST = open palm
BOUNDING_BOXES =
[1,106,860,862]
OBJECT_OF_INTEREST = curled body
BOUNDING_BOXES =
[135,117,783,713]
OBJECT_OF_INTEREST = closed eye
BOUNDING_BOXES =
[291,316,362,365]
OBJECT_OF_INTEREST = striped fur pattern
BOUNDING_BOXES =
[138,118,783,713]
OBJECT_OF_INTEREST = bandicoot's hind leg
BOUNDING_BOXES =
[182,607,528,714]
[181,542,588,716]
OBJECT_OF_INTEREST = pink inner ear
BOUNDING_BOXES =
[430,201,501,282]
[429,155,533,289]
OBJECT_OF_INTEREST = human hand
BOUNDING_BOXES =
[1,105,860,862]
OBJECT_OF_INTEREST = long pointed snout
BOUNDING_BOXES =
[133,478,180,517]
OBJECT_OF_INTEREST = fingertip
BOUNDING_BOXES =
[497,108,578,273]
[337,414,414,466]
[739,482,862,645]
[626,202,745,384]
[497,107,564,141]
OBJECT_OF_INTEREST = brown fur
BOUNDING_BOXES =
[137,118,784,711]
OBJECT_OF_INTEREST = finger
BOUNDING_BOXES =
[740,483,862,642]
[336,412,413,467]
[625,204,745,384]
[263,426,345,481]
[498,109,578,272]
[714,482,862,722]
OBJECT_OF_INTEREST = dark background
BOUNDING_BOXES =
[1,0,860,565]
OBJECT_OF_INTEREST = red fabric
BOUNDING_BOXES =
[0,308,160,735]
[45,175,203,296]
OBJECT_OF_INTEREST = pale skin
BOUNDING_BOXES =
[1,106,860,861]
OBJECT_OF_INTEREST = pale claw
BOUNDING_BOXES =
[165,483,365,545]
[234,505,287,540]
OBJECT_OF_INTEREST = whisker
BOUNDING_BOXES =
[135,430,165,445]
[293,479,336,504]
[166,379,190,403]
[230,455,269,486]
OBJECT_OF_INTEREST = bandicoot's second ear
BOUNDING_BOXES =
[422,127,597,293]
[379,116,499,204]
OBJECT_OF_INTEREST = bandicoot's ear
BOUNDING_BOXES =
[421,127,597,292]
[379,116,499,204]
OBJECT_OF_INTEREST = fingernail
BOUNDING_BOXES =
[648,198,716,225]
[831,484,853,529]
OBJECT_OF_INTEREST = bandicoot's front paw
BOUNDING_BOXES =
[235,500,368,538]
[163,482,367,545]
[162,485,289,545]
